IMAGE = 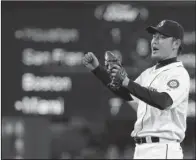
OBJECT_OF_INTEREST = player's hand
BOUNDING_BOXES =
[110,64,128,85]
[82,52,99,71]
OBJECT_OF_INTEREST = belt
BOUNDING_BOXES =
[134,136,160,144]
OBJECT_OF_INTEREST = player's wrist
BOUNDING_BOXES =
[91,64,100,72]
[91,62,99,71]
[122,76,130,87]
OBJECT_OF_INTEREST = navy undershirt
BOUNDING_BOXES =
[155,57,177,69]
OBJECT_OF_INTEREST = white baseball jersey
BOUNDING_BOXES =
[131,61,190,142]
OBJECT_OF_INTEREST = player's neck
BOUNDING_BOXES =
[156,57,177,69]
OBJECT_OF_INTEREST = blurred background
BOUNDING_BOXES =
[1,1,195,159]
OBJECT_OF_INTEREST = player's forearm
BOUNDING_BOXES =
[122,77,173,110]
[92,65,133,101]
[92,65,111,85]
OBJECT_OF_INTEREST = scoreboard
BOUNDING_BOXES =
[2,2,195,119]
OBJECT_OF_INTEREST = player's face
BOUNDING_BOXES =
[151,32,174,61]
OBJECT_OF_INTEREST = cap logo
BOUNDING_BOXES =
[158,20,166,27]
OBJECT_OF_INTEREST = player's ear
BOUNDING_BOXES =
[172,38,181,50]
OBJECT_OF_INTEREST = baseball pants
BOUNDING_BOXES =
[133,142,183,159]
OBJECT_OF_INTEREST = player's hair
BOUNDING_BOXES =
[178,46,182,55]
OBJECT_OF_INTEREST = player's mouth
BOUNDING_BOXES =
[152,46,159,54]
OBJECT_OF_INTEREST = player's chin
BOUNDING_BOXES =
[151,52,162,60]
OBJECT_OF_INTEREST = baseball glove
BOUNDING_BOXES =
[112,66,127,87]
[104,51,126,90]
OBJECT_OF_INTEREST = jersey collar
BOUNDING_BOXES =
[155,57,178,69]
[152,60,183,73]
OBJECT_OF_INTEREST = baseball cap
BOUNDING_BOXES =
[146,20,184,40]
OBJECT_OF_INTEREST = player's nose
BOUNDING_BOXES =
[151,39,158,47]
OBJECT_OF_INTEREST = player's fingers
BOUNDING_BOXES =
[112,64,121,69]
[111,68,119,73]
[107,65,113,70]
[82,55,88,62]
[87,52,93,55]
[83,55,91,63]
[111,72,117,77]
[82,58,88,65]
[85,54,93,62]
[87,52,94,57]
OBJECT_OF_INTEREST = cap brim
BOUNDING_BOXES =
[146,26,170,37]
[146,26,159,34]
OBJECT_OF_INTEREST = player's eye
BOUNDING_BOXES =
[152,34,157,38]
[153,34,168,40]
[160,35,165,38]
[159,35,168,39]
[152,34,160,40]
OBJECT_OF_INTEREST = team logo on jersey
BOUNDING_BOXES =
[167,79,179,89]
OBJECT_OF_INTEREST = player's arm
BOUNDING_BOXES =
[126,74,142,111]
[82,52,133,101]
[111,65,173,110]
[122,77,173,110]
[92,65,133,101]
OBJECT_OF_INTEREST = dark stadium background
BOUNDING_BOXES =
[1,1,195,159]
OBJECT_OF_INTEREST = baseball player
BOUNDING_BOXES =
[82,20,190,159]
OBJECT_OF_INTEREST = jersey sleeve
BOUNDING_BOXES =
[157,69,190,109]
